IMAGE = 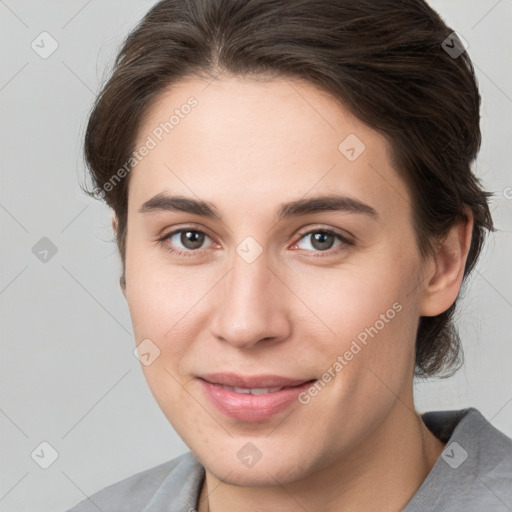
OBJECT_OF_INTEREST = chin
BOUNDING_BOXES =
[197,444,317,487]
[213,463,308,487]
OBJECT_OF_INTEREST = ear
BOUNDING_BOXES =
[111,213,127,297]
[119,274,127,297]
[111,213,118,234]
[419,212,474,317]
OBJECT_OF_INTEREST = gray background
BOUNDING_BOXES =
[0,1,511,511]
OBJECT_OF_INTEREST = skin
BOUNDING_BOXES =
[117,75,473,511]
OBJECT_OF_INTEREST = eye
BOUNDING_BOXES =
[158,227,214,256]
[157,226,353,257]
[292,228,352,255]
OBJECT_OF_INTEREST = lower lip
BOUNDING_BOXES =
[198,378,316,422]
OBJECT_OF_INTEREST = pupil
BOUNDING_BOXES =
[313,232,333,250]
[182,231,204,249]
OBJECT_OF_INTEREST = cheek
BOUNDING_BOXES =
[124,237,206,337]
[294,254,422,408]
[299,268,420,435]
[290,254,420,347]
[126,276,206,358]
[126,266,207,425]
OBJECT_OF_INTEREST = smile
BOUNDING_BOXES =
[197,373,317,422]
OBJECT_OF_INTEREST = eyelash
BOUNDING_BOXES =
[157,225,353,258]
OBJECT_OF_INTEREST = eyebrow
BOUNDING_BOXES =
[138,193,379,221]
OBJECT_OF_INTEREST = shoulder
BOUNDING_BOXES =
[64,451,204,512]
[405,407,512,511]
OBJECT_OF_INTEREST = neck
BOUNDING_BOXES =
[197,404,445,512]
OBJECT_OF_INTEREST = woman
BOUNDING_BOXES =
[67,0,512,510]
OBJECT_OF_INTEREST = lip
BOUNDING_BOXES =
[198,373,316,422]
[199,372,314,388]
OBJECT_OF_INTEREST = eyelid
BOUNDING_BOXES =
[157,224,355,257]
[157,225,216,256]
[290,225,354,256]
[294,225,355,244]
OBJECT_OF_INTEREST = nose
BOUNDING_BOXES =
[208,248,292,350]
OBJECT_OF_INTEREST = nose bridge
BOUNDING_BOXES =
[209,245,290,348]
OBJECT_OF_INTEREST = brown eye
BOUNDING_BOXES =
[178,230,206,250]
[294,229,352,255]
[159,227,213,255]
[309,231,337,251]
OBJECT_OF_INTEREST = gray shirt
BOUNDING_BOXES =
[65,407,512,511]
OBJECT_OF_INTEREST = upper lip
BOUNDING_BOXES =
[199,373,316,388]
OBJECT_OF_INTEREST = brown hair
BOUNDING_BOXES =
[83,0,493,378]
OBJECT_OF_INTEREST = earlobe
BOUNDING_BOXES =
[420,212,474,317]
[111,213,118,234]
[111,213,127,297]
[120,274,127,297]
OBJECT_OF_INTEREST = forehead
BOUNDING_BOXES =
[129,76,411,222]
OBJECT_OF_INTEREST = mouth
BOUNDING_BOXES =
[216,385,291,395]
[197,373,317,422]
[198,372,316,389]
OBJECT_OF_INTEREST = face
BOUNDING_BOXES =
[123,75,429,486]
